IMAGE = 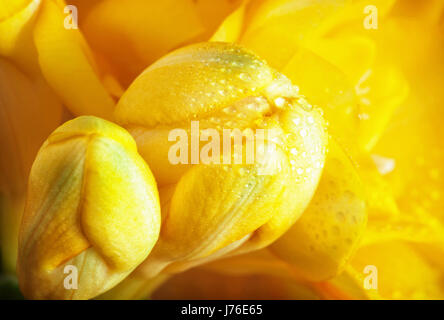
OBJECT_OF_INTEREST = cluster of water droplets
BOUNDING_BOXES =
[168,44,329,185]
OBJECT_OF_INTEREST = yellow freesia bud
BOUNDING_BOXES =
[17,116,161,300]
[114,42,327,279]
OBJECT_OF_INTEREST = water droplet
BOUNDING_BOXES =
[429,169,440,180]
[333,226,341,234]
[274,97,286,107]
[297,97,313,111]
[239,73,250,81]
[223,106,236,114]
[292,117,301,125]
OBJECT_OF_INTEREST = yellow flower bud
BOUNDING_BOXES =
[17,116,161,300]
[115,42,327,279]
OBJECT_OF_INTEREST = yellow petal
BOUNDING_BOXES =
[98,273,169,300]
[308,36,376,84]
[152,248,388,300]
[153,261,320,299]
[391,0,444,25]
[271,139,367,281]
[80,0,205,87]
[362,216,444,248]
[242,0,396,49]
[33,0,115,119]
[0,0,41,73]
[371,23,444,219]
[355,154,399,220]
[0,0,32,19]
[242,0,347,42]
[142,149,290,274]
[239,0,395,71]
[322,265,381,299]
[351,241,444,299]
[211,3,246,43]
[0,57,62,196]
[194,0,244,39]
[356,65,409,151]
[282,47,360,154]
[240,18,305,70]
[302,33,408,151]
[0,56,62,272]
[116,42,278,128]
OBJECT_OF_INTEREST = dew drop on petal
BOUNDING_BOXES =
[274,97,286,107]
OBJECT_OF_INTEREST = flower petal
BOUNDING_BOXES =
[271,139,367,281]
[33,0,115,119]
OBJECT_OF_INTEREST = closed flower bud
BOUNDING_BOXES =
[115,42,328,279]
[17,116,161,300]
